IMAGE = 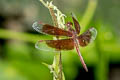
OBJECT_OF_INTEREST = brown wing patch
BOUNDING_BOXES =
[32,22,73,37]
[42,24,73,37]
[78,29,91,47]
[46,39,74,50]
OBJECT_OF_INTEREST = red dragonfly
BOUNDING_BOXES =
[32,14,97,72]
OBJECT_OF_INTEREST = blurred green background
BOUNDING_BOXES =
[0,0,120,80]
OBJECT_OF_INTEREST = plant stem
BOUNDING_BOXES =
[53,52,62,80]
[59,52,62,80]
[80,0,98,32]
[49,8,58,27]
[0,29,50,43]
[49,7,63,80]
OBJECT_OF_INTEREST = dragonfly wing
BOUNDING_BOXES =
[35,39,74,52]
[71,13,80,34]
[78,27,97,47]
[32,21,73,37]
[35,40,56,52]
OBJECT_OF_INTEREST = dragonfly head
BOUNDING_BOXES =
[65,22,74,31]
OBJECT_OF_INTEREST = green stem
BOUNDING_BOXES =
[0,29,50,43]
[53,53,60,80]
[59,52,62,80]
[48,6,63,80]
[80,0,98,32]
[52,52,64,80]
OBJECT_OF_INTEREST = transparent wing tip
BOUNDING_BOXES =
[89,28,97,42]
[35,40,58,52]
[35,40,43,50]
[32,21,43,33]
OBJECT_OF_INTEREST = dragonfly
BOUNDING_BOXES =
[32,14,97,72]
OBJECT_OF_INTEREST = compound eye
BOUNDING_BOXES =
[66,22,73,26]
